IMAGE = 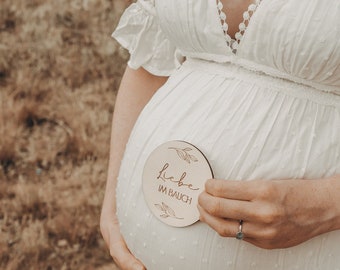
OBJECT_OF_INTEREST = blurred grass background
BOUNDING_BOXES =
[0,0,130,269]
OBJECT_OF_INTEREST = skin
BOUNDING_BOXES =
[219,0,256,39]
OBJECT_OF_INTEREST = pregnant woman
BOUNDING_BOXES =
[100,0,340,269]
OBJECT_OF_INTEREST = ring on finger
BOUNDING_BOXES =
[235,220,244,240]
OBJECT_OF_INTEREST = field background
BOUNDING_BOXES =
[0,0,130,269]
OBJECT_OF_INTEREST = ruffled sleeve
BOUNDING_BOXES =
[112,0,182,76]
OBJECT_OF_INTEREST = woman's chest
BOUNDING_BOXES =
[154,0,338,54]
[154,0,339,89]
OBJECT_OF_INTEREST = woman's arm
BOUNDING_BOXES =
[198,174,340,249]
[100,66,168,270]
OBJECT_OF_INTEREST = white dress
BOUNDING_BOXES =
[112,0,340,269]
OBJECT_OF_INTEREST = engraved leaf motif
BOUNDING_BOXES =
[154,202,184,220]
[162,202,170,211]
[169,147,198,164]
[168,209,176,218]
[155,204,164,212]
[189,154,198,162]
[162,202,176,217]
[175,149,186,161]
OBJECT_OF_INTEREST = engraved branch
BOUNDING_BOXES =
[168,147,198,164]
[154,202,183,220]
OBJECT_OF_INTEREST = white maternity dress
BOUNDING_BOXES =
[112,0,340,269]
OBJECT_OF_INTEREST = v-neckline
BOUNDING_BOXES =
[216,0,262,54]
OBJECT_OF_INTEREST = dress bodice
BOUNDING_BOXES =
[112,0,339,94]
[155,0,339,94]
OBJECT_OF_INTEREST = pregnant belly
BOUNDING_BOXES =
[124,63,340,181]
[115,63,340,270]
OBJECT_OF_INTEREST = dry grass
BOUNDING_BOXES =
[0,0,130,269]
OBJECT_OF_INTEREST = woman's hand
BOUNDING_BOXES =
[198,176,340,249]
[100,210,146,270]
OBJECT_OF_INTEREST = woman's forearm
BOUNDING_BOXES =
[101,66,168,217]
[326,174,340,231]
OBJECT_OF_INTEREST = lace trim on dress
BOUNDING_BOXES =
[216,0,262,53]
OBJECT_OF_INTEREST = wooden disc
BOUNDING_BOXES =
[142,140,213,227]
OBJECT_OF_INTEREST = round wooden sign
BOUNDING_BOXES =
[142,141,213,227]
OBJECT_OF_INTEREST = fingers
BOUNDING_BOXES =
[110,234,146,270]
[198,204,257,239]
[197,204,239,237]
[198,191,257,221]
[101,213,146,270]
[205,179,257,200]
[198,204,276,243]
